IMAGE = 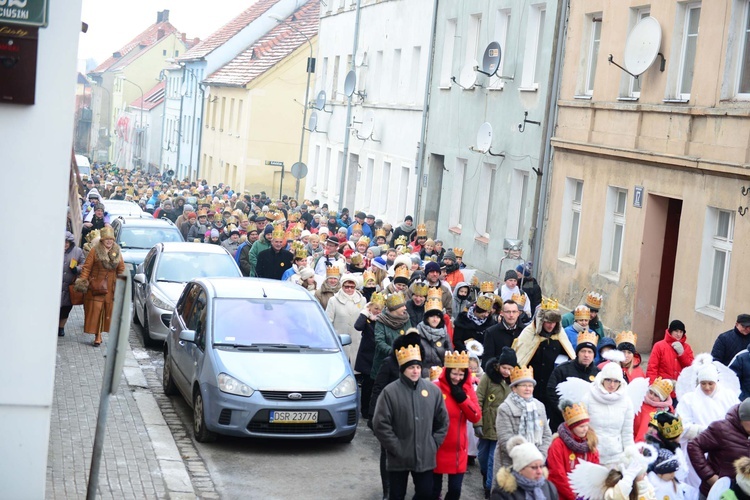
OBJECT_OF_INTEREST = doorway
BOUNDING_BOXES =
[632,194,682,349]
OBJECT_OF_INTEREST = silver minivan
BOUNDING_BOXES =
[163,277,358,443]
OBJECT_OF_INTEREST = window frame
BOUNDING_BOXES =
[736,0,750,97]
[520,4,546,90]
[584,17,602,96]
[558,178,584,263]
[676,2,701,100]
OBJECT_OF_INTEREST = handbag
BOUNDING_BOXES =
[68,284,84,305]
[90,271,110,296]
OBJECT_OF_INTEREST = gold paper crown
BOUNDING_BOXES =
[511,293,527,307]
[480,281,495,293]
[328,210,337,218]
[385,292,407,309]
[429,366,443,381]
[247,222,257,232]
[574,305,591,321]
[562,402,590,426]
[288,212,301,222]
[585,292,603,309]
[294,248,308,260]
[326,266,341,277]
[425,255,437,262]
[370,292,385,307]
[424,297,443,313]
[375,228,387,238]
[453,248,464,258]
[416,224,427,237]
[541,297,559,311]
[649,377,674,400]
[363,270,376,284]
[444,351,470,369]
[350,253,364,266]
[291,240,305,251]
[615,330,637,346]
[398,246,411,255]
[350,223,363,233]
[471,275,479,286]
[358,236,370,246]
[476,294,493,312]
[649,412,683,440]
[394,235,408,247]
[427,287,443,300]
[394,266,410,280]
[576,330,599,348]
[271,225,286,239]
[284,230,295,241]
[411,281,429,296]
[510,365,534,384]
[395,344,421,366]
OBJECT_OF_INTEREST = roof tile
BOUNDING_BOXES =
[90,21,180,74]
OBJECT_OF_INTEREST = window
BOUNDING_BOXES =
[332,56,340,100]
[439,19,457,87]
[228,98,235,134]
[397,165,410,217]
[697,208,734,315]
[466,14,482,65]
[391,49,402,102]
[323,147,332,194]
[371,51,383,100]
[319,57,329,95]
[558,178,583,260]
[672,3,701,100]
[379,161,391,213]
[585,17,602,95]
[737,1,750,94]
[236,99,243,135]
[311,145,320,190]
[364,157,374,208]
[489,9,511,89]
[506,169,530,239]
[599,187,628,278]
[408,46,421,103]
[449,158,467,228]
[475,162,494,237]
[521,5,546,89]
[628,8,651,97]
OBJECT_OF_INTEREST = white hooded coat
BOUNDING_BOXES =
[326,279,366,370]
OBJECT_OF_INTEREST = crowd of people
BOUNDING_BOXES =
[62,166,750,500]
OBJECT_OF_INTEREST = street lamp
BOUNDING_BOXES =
[269,14,315,201]
[120,76,145,168]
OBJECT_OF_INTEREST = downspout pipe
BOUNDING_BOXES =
[530,0,569,273]
[336,0,362,211]
[413,0,440,222]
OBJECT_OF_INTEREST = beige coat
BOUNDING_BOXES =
[326,289,366,368]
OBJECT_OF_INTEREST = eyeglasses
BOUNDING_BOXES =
[603,378,621,385]
[343,284,356,289]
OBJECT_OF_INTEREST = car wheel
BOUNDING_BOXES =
[193,391,217,443]
[141,308,157,348]
[334,431,356,444]
[162,353,177,396]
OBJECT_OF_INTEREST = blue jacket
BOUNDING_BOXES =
[712,327,750,366]
[729,348,750,400]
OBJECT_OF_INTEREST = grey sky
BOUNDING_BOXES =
[78,0,253,65]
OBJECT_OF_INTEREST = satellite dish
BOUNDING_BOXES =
[459,62,478,89]
[307,111,318,132]
[359,111,375,139]
[291,162,308,180]
[344,70,357,97]
[355,51,367,67]
[476,122,493,153]
[623,17,662,76]
[314,90,326,110]
[479,42,502,77]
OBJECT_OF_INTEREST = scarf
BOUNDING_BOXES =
[512,470,547,500]
[417,322,446,343]
[572,322,585,333]
[557,423,590,455]
[590,385,624,405]
[334,288,362,304]
[378,308,409,330]
[467,305,486,326]
[508,392,542,446]
[644,391,673,409]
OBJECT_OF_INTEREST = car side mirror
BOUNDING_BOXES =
[133,273,146,284]
[338,334,351,346]
[179,329,196,343]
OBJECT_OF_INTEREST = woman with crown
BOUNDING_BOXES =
[433,350,482,500]
[453,294,497,352]
[371,292,413,382]
[417,289,453,379]
[326,273,367,369]
[354,292,385,419]
[633,378,676,443]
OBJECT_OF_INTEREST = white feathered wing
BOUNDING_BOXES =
[556,377,592,403]
[626,377,649,414]
[568,460,610,500]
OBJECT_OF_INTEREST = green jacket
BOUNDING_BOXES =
[247,238,271,277]
[475,370,511,441]
[371,318,412,379]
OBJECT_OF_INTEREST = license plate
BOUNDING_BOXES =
[269,411,318,424]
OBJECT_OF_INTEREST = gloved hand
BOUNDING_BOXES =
[474,426,484,439]
[450,380,467,403]
[71,266,79,274]
[671,341,684,356]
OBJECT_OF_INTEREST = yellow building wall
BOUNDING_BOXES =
[201,38,317,199]
[541,0,750,354]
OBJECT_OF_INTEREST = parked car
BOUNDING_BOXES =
[163,277,358,443]
[111,216,184,278]
[103,199,145,218]
[133,242,242,346]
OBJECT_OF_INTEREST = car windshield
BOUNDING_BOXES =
[156,253,240,282]
[120,227,183,249]
[212,299,338,349]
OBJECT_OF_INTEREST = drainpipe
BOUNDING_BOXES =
[176,68,186,179]
[195,84,205,180]
[336,0,362,211]
[530,0,569,273]
[413,0,440,223]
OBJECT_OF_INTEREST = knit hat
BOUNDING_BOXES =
[697,362,718,383]
[653,448,679,474]
[298,268,315,281]
[515,263,532,278]
[372,256,387,271]
[497,347,517,367]
[668,320,686,333]
[424,261,441,274]
[507,436,544,472]
[504,269,518,281]
[443,250,456,261]
[210,229,219,238]
[740,398,750,421]
[598,361,624,384]
[264,224,274,235]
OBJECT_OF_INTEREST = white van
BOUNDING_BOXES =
[75,154,91,179]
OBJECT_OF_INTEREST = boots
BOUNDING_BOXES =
[58,327,65,337]
[93,332,102,346]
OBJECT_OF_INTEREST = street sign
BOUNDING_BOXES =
[0,0,49,27]
[291,162,308,179]
[633,186,644,208]
[265,160,284,167]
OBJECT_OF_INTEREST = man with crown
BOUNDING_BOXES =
[347,211,373,239]
[409,224,429,254]
[512,297,576,419]
[372,333,449,500]
[546,329,600,430]
[255,226,294,280]
[562,305,591,351]
[562,291,605,340]
[246,223,274,277]
[389,215,416,248]
[424,260,454,317]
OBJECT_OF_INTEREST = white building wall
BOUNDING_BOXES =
[162,70,182,174]
[0,1,83,496]
[304,0,434,222]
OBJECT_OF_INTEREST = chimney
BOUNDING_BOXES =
[156,9,169,23]
[181,33,186,43]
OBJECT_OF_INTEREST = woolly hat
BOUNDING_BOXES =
[424,261,441,274]
[740,399,750,421]
[653,448,679,474]
[668,320,686,333]
[263,224,274,235]
[210,229,220,238]
[497,347,517,367]
[298,268,315,281]
[504,269,518,281]
[697,362,719,383]
[443,250,456,261]
[515,262,532,278]
[372,256,387,271]
[598,361,625,384]
[507,436,544,472]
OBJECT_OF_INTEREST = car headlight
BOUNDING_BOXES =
[218,373,254,397]
[149,289,173,310]
[332,375,357,398]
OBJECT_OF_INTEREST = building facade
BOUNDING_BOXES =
[127,81,166,171]
[540,0,750,353]
[419,0,562,278]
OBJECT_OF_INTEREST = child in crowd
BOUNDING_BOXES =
[647,448,696,500]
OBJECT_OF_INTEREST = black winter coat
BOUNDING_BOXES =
[729,348,750,400]
[483,321,524,370]
[545,359,599,429]
[406,300,425,328]
[453,312,496,352]
[712,327,750,366]
[353,313,377,375]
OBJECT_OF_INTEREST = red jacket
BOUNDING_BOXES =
[645,330,694,398]
[546,431,600,500]
[433,368,481,475]
[633,400,674,442]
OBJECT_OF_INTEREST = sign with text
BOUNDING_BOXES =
[0,24,38,104]
[265,160,284,167]
[0,0,49,28]
[633,186,644,208]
